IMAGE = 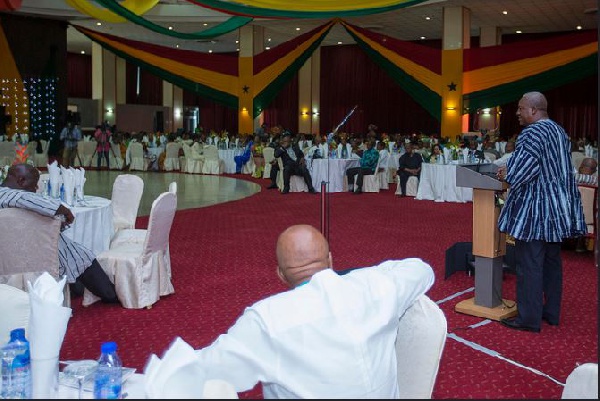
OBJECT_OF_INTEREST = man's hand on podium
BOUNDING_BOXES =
[496,165,507,181]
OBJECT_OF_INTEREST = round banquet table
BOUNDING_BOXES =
[61,195,114,255]
[308,158,360,193]
[415,163,473,203]
[218,148,244,174]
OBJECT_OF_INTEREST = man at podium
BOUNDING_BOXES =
[496,91,586,333]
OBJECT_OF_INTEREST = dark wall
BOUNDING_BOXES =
[1,13,67,154]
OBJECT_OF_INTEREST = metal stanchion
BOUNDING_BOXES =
[320,181,328,242]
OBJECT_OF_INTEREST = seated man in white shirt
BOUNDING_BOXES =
[493,141,515,167]
[194,224,435,398]
[306,134,328,160]
[377,140,390,173]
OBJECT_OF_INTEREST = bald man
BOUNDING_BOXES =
[575,157,598,186]
[194,224,434,398]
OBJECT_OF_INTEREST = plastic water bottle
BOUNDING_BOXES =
[59,183,65,201]
[93,341,122,399]
[0,328,32,399]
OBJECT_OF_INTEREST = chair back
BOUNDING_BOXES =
[0,208,61,287]
[130,142,145,158]
[168,181,177,194]
[111,174,144,231]
[202,145,219,160]
[0,284,30,345]
[578,184,597,238]
[262,147,275,178]
[166,142,181,158]
[395,295,447,398]
[561,363,598,399]
[182,143,192,158]
[143,192,177,257]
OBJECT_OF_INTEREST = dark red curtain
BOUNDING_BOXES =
[182,90,238,134]
[125,61,162,105]
[262,76,298,134]
[66,52,91,98]
[319,44,440,137]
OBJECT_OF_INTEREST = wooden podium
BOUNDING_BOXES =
[454,163,517,321]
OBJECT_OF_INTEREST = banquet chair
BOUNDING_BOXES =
[83,192,177,309]
[561,363,598,399]
[0,141,16,166]
[276,157,308,192]
[577,184,597,249]
[108,142,124,170]
[396,295,447,399]
[0,284,30,345]
[128,142,150,171]
[74,141,96,168]
[241,153,256,175]
[111,174,144,233]
[168,181,177,194]
[0,208,70,307]
[33,139,49,168]
[181,143,203,174]
[262,147,275,179]
[396,175,419,197]
[163,142,182,171]
[360,160,381,193]
[201,145,224,175]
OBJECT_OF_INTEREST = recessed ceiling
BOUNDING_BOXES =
[7,0,599,54]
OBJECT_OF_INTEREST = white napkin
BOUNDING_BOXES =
[60,167,74,206]
[144,337,237,399]
[462,148,469,163]
[443,147,451,163]
[72,167,86,201]
[47,161,61,198]
[27,273,72,399]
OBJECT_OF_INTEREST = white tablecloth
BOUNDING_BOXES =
[61,195,114,254]
[416,163,473,203]
[218,149,244,174]
[308,158,360,192]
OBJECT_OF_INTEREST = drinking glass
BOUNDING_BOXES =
[62,360,98,399]
[1,347,18,398]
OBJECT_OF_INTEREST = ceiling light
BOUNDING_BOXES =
[96,22,101,26]
[168,26,173,30]
[208,50,213,53]
[203,23,208,26]
[576,25,582,30]
[267,38,271,42]
[265,46,271,50]
[420,36,426,40]
[235,40,239,44]
[175,44,179,48]
[515,30,522,34]
[295,27,300,31]
[425,16,431,20]
[502,10,508,15]
[337,41,343,45]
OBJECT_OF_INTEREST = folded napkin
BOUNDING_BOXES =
[443,147,451,163]
[144,337,237,399]
[47,161,61,198]
[27,273,72,399]
[71,167,86,201]
[462,148,469,163]
[60,166,75,206]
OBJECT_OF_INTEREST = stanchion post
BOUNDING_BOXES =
[320,181,328,241]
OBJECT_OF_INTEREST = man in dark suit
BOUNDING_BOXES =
[273,133,316,194]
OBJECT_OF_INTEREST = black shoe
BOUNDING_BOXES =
[542,315,559,326]
[308,188,316,194]
[353,189,362,194]
[500,318,540,333]
[267,184,278,189]
[281,189,290,194]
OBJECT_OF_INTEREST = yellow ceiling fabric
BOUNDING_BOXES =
[463,42,598,94]
[65,0,159,23]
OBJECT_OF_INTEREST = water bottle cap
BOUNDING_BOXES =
[10,328,26,341]
[101,341,117,353]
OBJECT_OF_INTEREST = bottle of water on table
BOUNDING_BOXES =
[93,341,122,399]
[1,328,32,399]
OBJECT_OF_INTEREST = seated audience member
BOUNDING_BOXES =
[346,139,379,194]
[483,140,501,160]
[377,140,390,172]
[570,139,586,171]
[193,224,435,398]
[273,133,316,194]
[234,135,254,174]
[0,164,118,303]
[574,157,598,186]
[493,141,515,167]
[336,133,353,159]
[429,143,445,164]
[306,134,328,160]
[397,142,423,197]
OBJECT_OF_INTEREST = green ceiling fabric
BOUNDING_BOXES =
[93,0,252,39]
[185,0,430,18]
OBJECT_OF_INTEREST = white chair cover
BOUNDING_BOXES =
[242,154,256,175]
[129,142,149,171]
[0,141,16,166]
[111,174,144,232]
[0,284,30,345]
[83,192,177,309]
[396,175,419,197]
[396,295,447,399]
[33,139,49,168]
[276,157,308,192]
[360,160,381,193]
[379,168,389,189]
[201,145,224,175]
[262,147,275,179]
[561,363,598,399]
[74,141,95,168]
[108,142,124,170]
[578,184,597,237]
[181,143,203,174]
[168,181,177,194]
[163,142,181,171]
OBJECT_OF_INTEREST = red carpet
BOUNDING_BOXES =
[60,175,598,399]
